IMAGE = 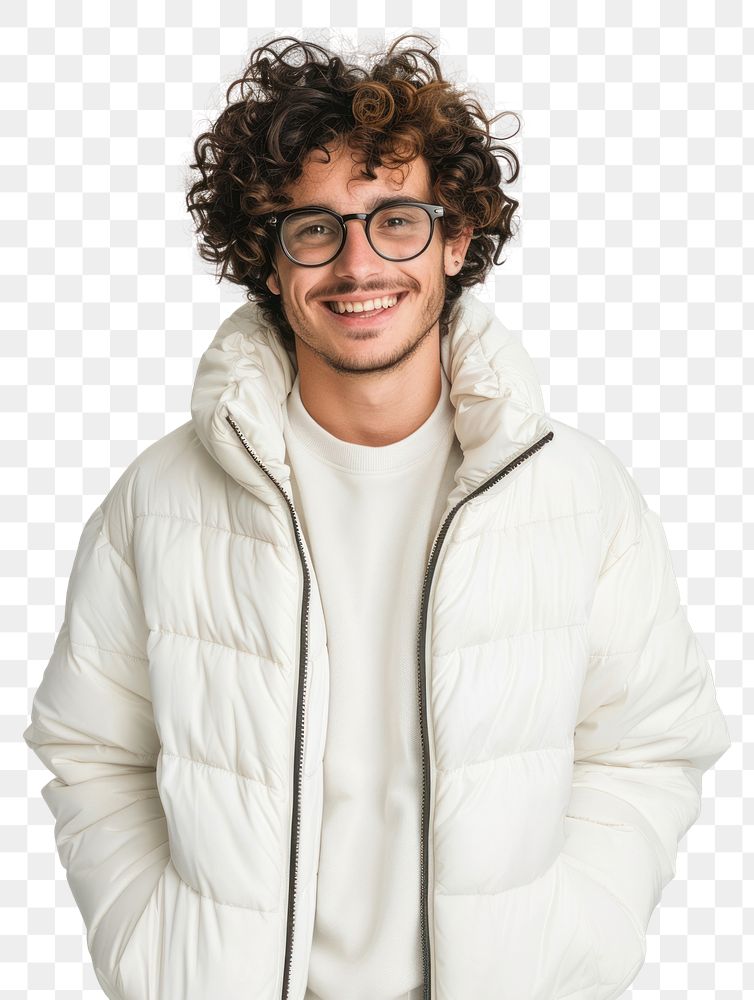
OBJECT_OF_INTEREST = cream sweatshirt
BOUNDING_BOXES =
[282,365,461,1000]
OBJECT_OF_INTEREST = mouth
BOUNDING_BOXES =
[318,290,409,325]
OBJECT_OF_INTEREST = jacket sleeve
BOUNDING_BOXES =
[560,455,731,995]
[23,497,170,1000]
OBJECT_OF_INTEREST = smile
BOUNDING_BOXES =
[319,291,409,323]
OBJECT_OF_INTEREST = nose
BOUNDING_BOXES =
[331,219,384,283]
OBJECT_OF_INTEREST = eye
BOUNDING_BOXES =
[372,206,425,230]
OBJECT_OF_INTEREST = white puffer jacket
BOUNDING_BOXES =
[24,290,730,1000]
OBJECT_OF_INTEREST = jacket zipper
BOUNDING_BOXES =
[417,428,554,1000]
[227,409,554,1000]
[225,413,310,1000]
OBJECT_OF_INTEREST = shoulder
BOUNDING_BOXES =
[544,416,649,568]
[97,419,225,560]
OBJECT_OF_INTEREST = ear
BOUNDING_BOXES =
[443,225,474,276]
[265,267,281,296]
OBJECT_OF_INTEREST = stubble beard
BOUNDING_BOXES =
[282,274,447,379]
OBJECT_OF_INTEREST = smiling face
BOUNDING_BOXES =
[265,140,471,378]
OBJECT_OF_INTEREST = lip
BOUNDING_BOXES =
[318,291,409,325]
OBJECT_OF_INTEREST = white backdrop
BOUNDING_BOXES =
[5,2,746,997]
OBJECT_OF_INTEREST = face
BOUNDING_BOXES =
[265,141,471,377]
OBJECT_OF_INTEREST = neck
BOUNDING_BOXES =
[294,331,443,447]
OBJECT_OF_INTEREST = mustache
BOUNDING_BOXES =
[314,285,413,300]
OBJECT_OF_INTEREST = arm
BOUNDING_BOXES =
[560,458,731,995]
[23,500,169,1000]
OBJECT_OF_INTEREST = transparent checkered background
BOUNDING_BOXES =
[3,1,748,997]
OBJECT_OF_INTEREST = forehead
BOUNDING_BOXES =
[284,142,432,209]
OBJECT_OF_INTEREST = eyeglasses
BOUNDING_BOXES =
[265,200,445,267]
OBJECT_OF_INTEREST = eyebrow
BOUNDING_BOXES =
[289,194,431,213]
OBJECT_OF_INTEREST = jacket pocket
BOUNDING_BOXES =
[558,843,648,1000]
[113,861,171,1000]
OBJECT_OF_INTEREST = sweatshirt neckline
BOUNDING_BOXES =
[284,367,455,474]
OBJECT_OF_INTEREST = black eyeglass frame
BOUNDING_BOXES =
[265,200,446,267]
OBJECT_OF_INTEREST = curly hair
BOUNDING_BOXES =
[185,32,521,352]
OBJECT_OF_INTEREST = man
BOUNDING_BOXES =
[24,33,730,1000]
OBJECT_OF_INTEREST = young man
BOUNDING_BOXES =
[24,34,730,1000]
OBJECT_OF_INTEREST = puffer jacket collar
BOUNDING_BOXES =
[190,288,554,514]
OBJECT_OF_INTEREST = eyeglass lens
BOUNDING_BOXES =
[280,204,431,264]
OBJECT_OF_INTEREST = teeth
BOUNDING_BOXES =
[328,294,400,314]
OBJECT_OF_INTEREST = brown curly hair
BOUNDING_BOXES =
[185,32,521,352]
